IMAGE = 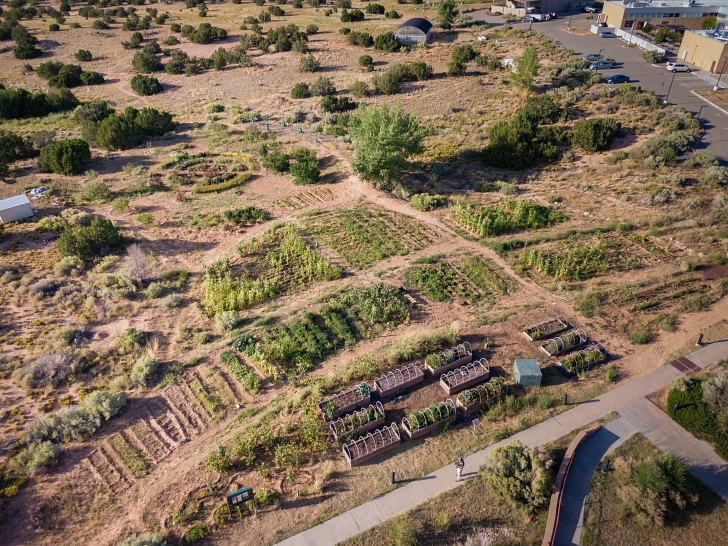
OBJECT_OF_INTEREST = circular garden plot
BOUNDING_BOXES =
[161,152,256,193]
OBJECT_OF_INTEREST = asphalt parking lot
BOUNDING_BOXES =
[469,11,728,160]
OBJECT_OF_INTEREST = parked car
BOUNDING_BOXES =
[583,53,604,61]
[604,74,630,84]
[547,12,558,19]
[522,16,534,23]
[666,62,691,73]
[590,60,614,70]
[584,6,601,13]
[599,31,617,38]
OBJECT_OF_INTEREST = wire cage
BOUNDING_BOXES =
[522,315,569,341]
[559,344,607,374]
[329,402,385,439]
[342,423,401,467]
[424,342,472,374]
[373,362,424,397]
[456,376,507,411]
[540,329,588,357]
[441,359,490,388]
[401,398,456,438]
[318,382,371,420]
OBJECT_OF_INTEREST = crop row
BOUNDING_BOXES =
[449,199,565,238]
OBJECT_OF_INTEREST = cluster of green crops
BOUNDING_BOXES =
[202,224,341,315]
[220,351,261,394]
[561,348,604,374]
[192,381,218,413]
[523,318,566,340]
[305,208,436,269]
[338,405,383,434]
[425,345,467,370]
[405,262,460,302]
[233,283,410,380]
[450,199,566,238]
[407,401,454,431]
[458,256,512,295]
[542,330,586,356]
[457,377,507,407]
[519,240,613,281]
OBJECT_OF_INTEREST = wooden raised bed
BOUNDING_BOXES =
[440,359,490,395]
[318,382,371,420]
[540,329,588,357]
[456,377,507,416]
[424,342,472,376]
[329,402,385,441]
[557,344,607,375]
[401,399,456,440]
[522,315,569,341]
[342,424,401,467]
[373,363,424,399]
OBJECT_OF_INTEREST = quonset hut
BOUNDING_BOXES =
[394,18,434,44]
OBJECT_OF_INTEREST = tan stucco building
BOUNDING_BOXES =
[678,26,728,73]
[602,0,722,30]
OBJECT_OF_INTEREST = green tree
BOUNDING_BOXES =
[572,118,620,153]
[654,26,669,42]
[93,115,143,151]
[374,31,401,52]
[438,0,458,30]
[702,16,717,29]
[132,52,163,73]
[75,49,93,62]
[290,147,320,185]
[130,75,164,96]
[37,139,91,175]
[135,108,175,136]
[482,121,535,170]
[56,218,125,262]
[511,46,539,89]
[479,441,554,513]
[349,102,424,190]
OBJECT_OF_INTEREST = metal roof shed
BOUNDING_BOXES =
[0,194,34,224]
[513,359,542,387]
[394,18,433,44]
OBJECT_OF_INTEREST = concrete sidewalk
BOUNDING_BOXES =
[275,340,728,546]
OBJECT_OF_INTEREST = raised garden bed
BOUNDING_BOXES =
[456,377,507,416]
[424,342,472,375]
[401,399,456,440]
[557,344,607,375]
[329,402,385,441]
[373,363,424,399]
[318,382,371,420]
[540,329,588,357]
[522,315,569,341]
[342,423,401,467]
[440,359,490,395]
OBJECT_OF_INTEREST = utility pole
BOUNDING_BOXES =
[664,70,676,104]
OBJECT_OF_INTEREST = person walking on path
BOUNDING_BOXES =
[455,457,464,482]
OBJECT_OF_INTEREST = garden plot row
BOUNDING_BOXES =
[273,187,337,210]
[522,316,609,374]
[316,343,507,467]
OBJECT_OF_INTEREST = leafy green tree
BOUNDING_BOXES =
[38,139,91,175]
[349,102,424,190]
[261,150,290,173]
[480,441,554,513]
[0,131,36,178]
[56,218,125,262]
[572,118,620,152]
[310,76,336,96]
[93,115,143,151]
[655,27,669,42]
[291,82,311,98]
[135,108,175,136]
[482,121,535,170]
[447,60,466,77]
[0,88,78,120]
[132,52,163,73]
[75,49,93,62]
[438,0,458,30]
[299,53,320,73]
[374,31,401,52]
[511,46,539,89]
[451,45,476,64]
[290,147,320,185]
[130,75,164,96]
[80,72,105,85]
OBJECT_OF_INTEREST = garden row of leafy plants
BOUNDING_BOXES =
[450,199,566,238]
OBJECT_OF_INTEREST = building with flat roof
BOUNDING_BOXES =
[602,0,725,30]
[0,194,33,224]
[678,20,728,73]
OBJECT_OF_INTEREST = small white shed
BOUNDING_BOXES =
[0,194,34,224]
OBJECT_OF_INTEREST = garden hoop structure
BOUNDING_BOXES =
[541,329,588,357]
[457,376,507,407]
[329,402,385,438]
[401,398,456,433]
[425,342,472,369]
[440,359,490,389]
[559,343,607,374]
[522,315,569,341]
[342,423,400,464]
[374,362,424,392]
[318,382,371,419]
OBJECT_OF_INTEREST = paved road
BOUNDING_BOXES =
[468,12,728,160]
[275,339,728,546]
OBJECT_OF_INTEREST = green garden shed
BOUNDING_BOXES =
[513,359,542,387]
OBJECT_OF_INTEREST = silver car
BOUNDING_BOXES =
[666,62,691,73]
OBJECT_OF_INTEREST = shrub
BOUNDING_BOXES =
[84,181,110,203]
[54,256,84,277]
[480,441,553,513]
[409,61,433,81]
[146,282,164,299]
[0,87,79,121]
[80,72,104,85]
[36,216,68,233]
[75,50,93,62]
[262,150,290,173]
[310,76,336,96]
[118,535,170,546]
[341,8,365,22]
[410,193,441,211]
[447,60,467,77]
[183,524,211,544]
[162,294,182,308]
[206,446,232,472]
[306,24,319,34]
[116,328,147,354]
[214,310,240,331]
[629,329,650,345]
[15,45,43,59]
[112,197,130,212]
[482,121,535,170]
[57,218,125,262]
[131,356,160,387]
[290,147,320,185]
[9,441,59,476]
[299,54,320,73]
[137,213,154,226]
[186,23,227,44]
[373,70,400,95]
[132,52,163,73]
[349,80,368,97]
[700,165,728,187]
[642,50,664,64]
[374,31,401,52]
[291,82,311,98]
[348,31,374,47]
[38,139,91,175]
[131,75,163,96]
[14,352,72,389]
[572,118,621,153]
[605,364,618,383]
[320,95,356,113]
[358,54,373,67]
[452,45,477,64]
